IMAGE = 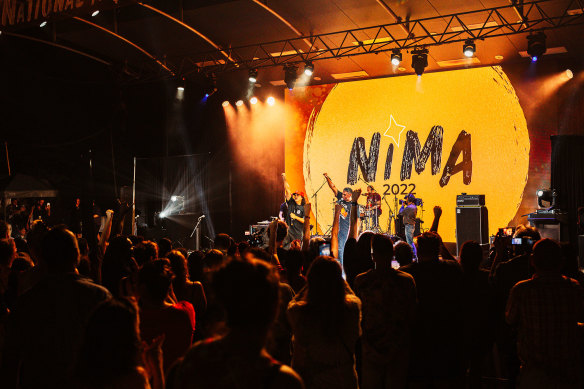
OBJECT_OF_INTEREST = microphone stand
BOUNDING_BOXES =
[311,177,328,234]
[190,215,205,250]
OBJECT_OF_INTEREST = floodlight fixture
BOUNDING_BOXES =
[411,48,429,76]
[536,188,557,208]
[248,68,258,83]
[391,49,402,66]
[463,39,476,58]
[284,64,298,90]
[527,32,546,62]
[303,62,314,76]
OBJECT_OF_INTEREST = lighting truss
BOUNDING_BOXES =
[181,0,584,74]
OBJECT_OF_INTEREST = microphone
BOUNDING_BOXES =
[198,214,206,220]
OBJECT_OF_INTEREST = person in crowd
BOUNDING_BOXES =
[101,236,139,298]
[167,250,207,326]
[69,198,82,236]
[506,238,584,388]
[394,241,414,268]
[282,173,306,247]
[158,238,173,259]
[133,240,159,267]
[187,250,205,283]
[76,237,92,279]
[353,234,417,389]
[0,226,111,389]
[282,249,306,293]
[74,298,164,389]
[559,242,584,286]
[0,239,17,318]
[287,256,361,389]
[32,199,50,222]
[342,188,375,288]
[16,220,49,296]
[138,259,195,372]
[458,241,495,389]
[5,198,18,221]
[490,225,541,385]
[213,233,234,255]
[244,247,296,365]
[203,249,225,273]
[169,257,304,389]
[0,221,11,240]
[400,231,465,388]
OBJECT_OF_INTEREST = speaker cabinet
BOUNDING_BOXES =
[456,206,489,255]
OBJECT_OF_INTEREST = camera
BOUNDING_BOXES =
[318,241,331,256]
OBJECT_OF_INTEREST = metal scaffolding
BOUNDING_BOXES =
[181,0,584,74]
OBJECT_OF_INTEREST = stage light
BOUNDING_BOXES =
[411,48,428,76]
[91,10,99,17]
[236,100,244,106]
[284,64,298,90]
[267,96,275,106]
[177,78,185,92]
[250,97,258,104]
[171,195,178,202]
[222,100,230,107]
[39,21,47,27]
[527,31,546,62]
[203,73,217,96]
[391,49,402,66]
[536,188,557,208]
[566,69,574,79]
[303,62,314,76]
[159,211,168,219]
[463,39,476,58]
[248,69,258,83]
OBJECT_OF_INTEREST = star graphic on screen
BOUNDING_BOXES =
[383,114,406,148]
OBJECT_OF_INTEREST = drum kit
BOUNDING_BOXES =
[318,193,424,238]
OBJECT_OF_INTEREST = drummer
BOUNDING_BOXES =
[363,185,382,228]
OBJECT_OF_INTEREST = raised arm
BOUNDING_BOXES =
[348,189,362,240]
[282,173,292,201]
[302,202,312,252]
[323,173,338,195]
[429,206,442,232]
[331,204,342,259]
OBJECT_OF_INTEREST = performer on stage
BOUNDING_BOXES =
[323,173,352,264]
[363,185,382,229]
[282,173,305,247]
[399,194,418,254]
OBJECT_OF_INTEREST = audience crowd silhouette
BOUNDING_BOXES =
[0,193,583,389]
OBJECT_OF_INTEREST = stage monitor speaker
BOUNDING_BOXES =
[456,206,489,255]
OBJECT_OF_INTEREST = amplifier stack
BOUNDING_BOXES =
[456,194,489,254]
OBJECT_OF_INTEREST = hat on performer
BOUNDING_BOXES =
[294,191,306,199]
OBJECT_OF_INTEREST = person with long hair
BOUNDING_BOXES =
[169,257,303,389]
[75,298,164,389]
[166,250,207,332]
[287,256,361,389]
